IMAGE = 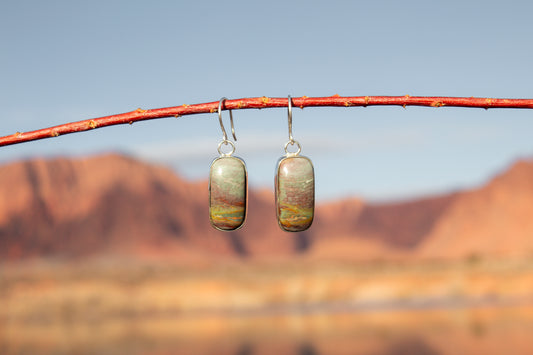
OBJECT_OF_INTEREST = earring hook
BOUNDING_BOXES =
[284,95,301,156]
[218,97,237,142]
[287,95,294,143]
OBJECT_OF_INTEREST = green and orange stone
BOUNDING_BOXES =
[275,155,315,232]
[209,156,247,231]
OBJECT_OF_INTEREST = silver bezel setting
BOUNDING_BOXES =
[275,154,315,233]
[209,155,248,232]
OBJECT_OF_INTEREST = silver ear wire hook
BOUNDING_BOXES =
[287,95,294,144]
[218,97,237,142]
[284,95,301,155]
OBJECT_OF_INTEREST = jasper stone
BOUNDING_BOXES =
[275,156,314,232]
[209,156,247,231]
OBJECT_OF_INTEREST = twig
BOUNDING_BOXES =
[2,95,533,147]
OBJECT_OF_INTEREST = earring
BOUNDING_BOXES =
[209,97,248,231]
[275,95,315,232]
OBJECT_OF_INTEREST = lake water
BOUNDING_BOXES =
[2,306,533,355]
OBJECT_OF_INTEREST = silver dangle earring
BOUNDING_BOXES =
[209,97,248,231]
[275,95,315,232]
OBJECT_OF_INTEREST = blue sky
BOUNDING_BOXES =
[1,0,532,202]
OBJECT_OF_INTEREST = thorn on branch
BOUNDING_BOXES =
[300,96,308,109]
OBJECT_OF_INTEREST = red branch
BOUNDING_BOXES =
[2,95,533,147]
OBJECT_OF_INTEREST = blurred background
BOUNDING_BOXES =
[1,1,533,354]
